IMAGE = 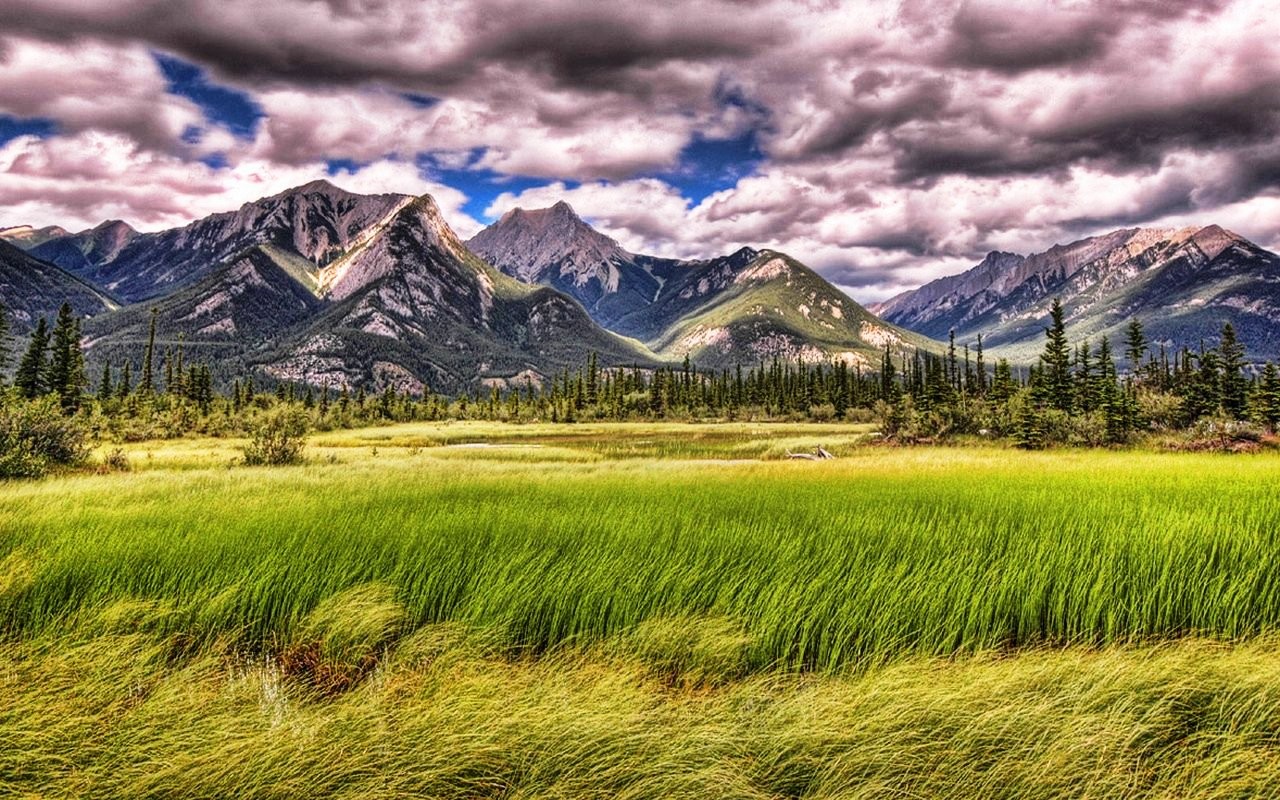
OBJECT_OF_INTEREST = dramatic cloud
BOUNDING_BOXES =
[0,0,1277,301]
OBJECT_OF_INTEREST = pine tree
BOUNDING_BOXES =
[140,307,158,395]
[586,352,599,405]
[947,330,958,390]
[879,345,899,401]
[974,335,987,397]
[14,317,50,399]
[1074,340,1094,412]
[117,361,132,400]
[990,358,1016,403]
[1218,322,1248,419]
[0,302,10,387]
[1185,349,1221,422]
[1124,319,1148,379]
[46,306,86,412]
[1015,398,1046,449]
[1041,299,1073,412]
[174,335,186,399]
[98,363,113,403]
[69,318,85,409]
[46,303,77,408]
[1257,363,1280,431]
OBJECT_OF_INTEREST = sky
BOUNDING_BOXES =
[0,0,1278,303]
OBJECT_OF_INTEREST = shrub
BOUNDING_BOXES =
[808,402,837,421]
[99,448,132,473]
[0,398,89,479]
[242,406,310,466]
[1172,417,1265,453]
[1138,391,1184,431]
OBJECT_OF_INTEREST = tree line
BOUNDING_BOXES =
[3,298,1280,450]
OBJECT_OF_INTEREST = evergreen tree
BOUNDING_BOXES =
[1074,340,1094,412]
[47,305,87,412]
[1218,322,1248,419]
[174,335,186,398]
[1185,349,1221,422]
[974,335,987,397]
[14,317,50,399]
[117,361,132,400]
[1041,299,1073,412]
[69,318,85,409]
[586,352,599,405]
[990,358,1016,403]
[140,307,158,395]
[947,330,958,390]
[1015,397,1046,450]
[1124,319,1148,378]
[0,302,10,387]
[98,363,113,403]
[879,345,899,401]
[1257,363,1280,431]
[46,303,77,407]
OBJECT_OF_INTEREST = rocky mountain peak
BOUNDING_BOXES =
[468,202,629,285]
[1188,223,1245,261]
[319,193,471,301]
[276,178,349,199]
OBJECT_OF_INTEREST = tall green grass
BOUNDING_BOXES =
[4,438,1280,669]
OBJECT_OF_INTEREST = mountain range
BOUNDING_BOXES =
[64,185,655,392]
[467,202,933,369]
[1,181,930,391]
[4,179,1280,392]
[873,225,1280,361]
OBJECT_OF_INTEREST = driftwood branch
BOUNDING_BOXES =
[787,447,836,461]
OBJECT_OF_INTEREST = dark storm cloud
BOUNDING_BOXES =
[454,3,774,87]
[772,75,954,160]
[942,1,1118,72]
[2,0,1280,300]
[0,0,778,92]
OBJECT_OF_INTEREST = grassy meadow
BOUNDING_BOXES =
[3,422,1280,797]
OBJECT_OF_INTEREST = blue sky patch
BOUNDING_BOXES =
[652,129,763,203]
[417,151,561,221]
[326,158,369,176]
[199,152,230,170]
[400,92,440,109]
[0,115,58,146]
[154,52,264,139]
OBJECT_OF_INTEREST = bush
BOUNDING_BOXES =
[99,448,132,473]
[808,402,837,421]
[0,398,89,479]
[242,406,310,466]
[1138,391,1184,431]
[1172,417,1265,453]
